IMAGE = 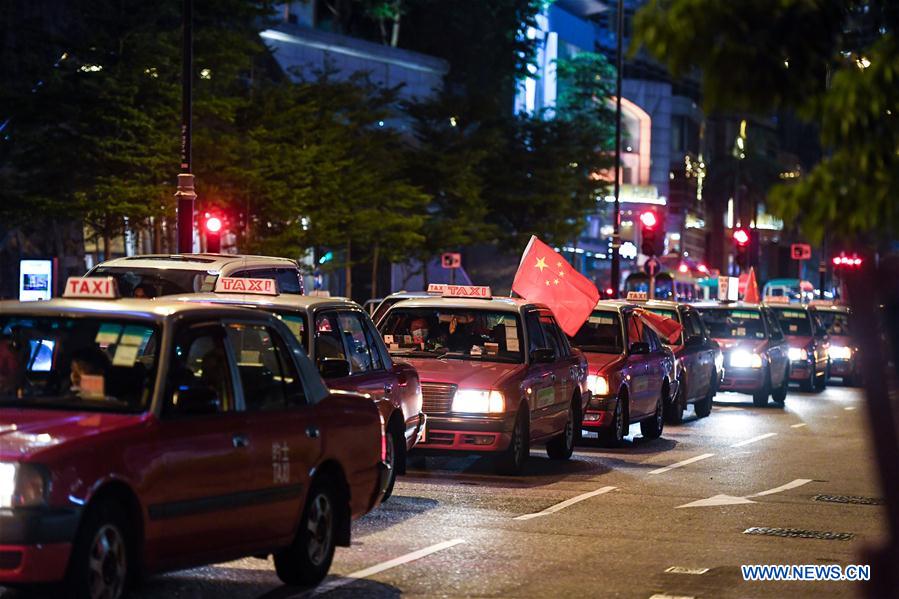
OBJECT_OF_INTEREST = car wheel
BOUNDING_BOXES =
[640,387,665,440]
[695,381,713,418]
[753,372,770,407]
[800,367,815,392]
[771,368,788,404]
[67,501,131,599]
[546,402,575,460]
[665,375,685,425]
[274,478,337,586]
[498,406,530,475]
[599,393,627,447]
[380,427,402,501]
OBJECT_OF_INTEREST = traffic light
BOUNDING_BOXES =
[832,254,862,269]
[203,212,222,253]
[733,228,750,270]
[639,211,659,257]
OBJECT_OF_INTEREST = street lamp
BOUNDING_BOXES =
[609,0,625,299]
[175,0,195,254]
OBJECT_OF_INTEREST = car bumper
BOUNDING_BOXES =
[720,368,766,393]
[412,412,517,453]
[0,507,81,583]
[789,360,812,380]
[406,412,427,450]
[829,359,856,377]
[580,394,616,430]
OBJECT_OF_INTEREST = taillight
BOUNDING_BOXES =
[379,411,387,462]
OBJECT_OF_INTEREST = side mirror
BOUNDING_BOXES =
[172,386,220,415]
[629,342,651,355]
[530,348,556,363]
[319,357,350,379]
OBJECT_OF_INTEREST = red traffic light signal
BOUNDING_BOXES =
[733,228,750,246]
[205,216,222,233]
[833,254,862,268]
[639,211,658,229]
[203,211,223,253]
[639,211,659,257]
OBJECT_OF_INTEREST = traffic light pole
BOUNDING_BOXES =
[609,0,624,299]
[175,0,195,254]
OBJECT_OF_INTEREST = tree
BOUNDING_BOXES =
[633,0,898,243]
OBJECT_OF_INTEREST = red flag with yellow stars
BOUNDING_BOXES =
[511,236,600,336]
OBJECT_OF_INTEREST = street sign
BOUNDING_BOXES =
[441,252,461,269]
[19,259,53,301]
[791,243,812,260]
[718,276,739,302]
[643,257,661,276]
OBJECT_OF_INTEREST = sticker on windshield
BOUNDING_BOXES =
[731,311,760,319]
[735,327,746,336]
[789,324,798,332]
[403,335,412,345]
[470,345,483,356]
[383,334,394,344]
[505,324,518,340]
[484,342,499,355]
[120,325,152,347]
[507,339,520,352]
[78,374,105,399]
[240,350,260,364]
[112,344,139,367]
[589,315,615,325]
[95,323,121,345]
[782,311,805,319]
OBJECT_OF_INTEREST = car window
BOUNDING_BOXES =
[524,310,546,354]
[167,324,234,414]
[538,312,562,357]
[225,323,305,410]
[314,313,348,367]
[338,312,377,373]
[570,311,623,354]
[765,310,784,340]
[697,308,767,340]
[275,268,303,294]
[771,308,812,336]
[683,311,703,339]
[541,313,570,357]
[626,312,646,347]
[363,318,386,370]
[642,321,660,351]
[272,311,308,349]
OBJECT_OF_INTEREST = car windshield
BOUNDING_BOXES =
[697,308,767,339]
[0,315,159,412]
[379,308,523,363]
[570,312,623,354]
[90,266,216,298]
[819,312,851,336]
[644,308,679,345]
[772,308,812,336]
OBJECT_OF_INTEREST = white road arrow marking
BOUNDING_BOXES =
[677,479,815,509]
[514,486,617,520]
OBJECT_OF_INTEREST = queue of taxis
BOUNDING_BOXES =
[812,303,860,385]
[765,300,830,392]
[694,302,790,407]
[621,297,722,424]
[171,278,425,499]
[376,285,589,474]
[0,278,389,596]
[567,300,675,445]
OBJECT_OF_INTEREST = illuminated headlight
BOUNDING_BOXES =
[788,347,808,361]
[829,345,852,360]
[452,389,505,413]
[0,463,48,508]
[586,374,610,396]
[714,352,724,371]
[730,350,763,368]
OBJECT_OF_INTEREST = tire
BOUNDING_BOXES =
[665,375,685,425]
[497,406,530,475]
[66,501,131,599]
[800,367,814,392]
[694,385,713,418]
[274,478,338,587]
[599,393,627,447]
[771,368,788,404]
[546,402,575,460]
[380,426,403,501]
[640,387,665,440]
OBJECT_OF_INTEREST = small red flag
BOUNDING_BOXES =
[634,308,684,344]
[743,267,760,303]
[511,236,600,336]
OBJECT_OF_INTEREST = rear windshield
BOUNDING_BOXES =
[91,266,215,298]
[697,308,767,340]
[0,316,159,412]
[771,308,812,336]
[570,312,623,354]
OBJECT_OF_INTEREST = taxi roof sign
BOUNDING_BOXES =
[442,285,491,298]
[64,277,120,299]
[764,296,791,304]
[626,291,648,301]
[214,277,278,296]
[426,283,447,294]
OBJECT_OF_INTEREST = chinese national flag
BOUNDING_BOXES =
[634,308,684,344]
[511,236,600,336]
[743,267,760,304]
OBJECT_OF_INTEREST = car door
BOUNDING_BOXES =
[223,320,319,545]
[336,310,396,402]
[762,308,788,386]
[538,311,578,436]
[624,312,654,418]
[643,326,667,410]
[522,309,556,439]
[151,321,251,562]
[682,310,712,399]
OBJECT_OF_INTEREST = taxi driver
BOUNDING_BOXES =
[410,317,430,347]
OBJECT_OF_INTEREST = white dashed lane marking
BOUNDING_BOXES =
[513,486,617,520]
[648,453,716,475]
[731,432,777,448]
[791,423,807,428]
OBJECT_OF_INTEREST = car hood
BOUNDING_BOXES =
[402,358,525,389]
[0,408,147,461]
[712,338,769,353]
[828,335,854,347]
[582,352,625,375]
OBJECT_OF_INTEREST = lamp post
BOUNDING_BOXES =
[175,0,195,254]
[609,0,624,298]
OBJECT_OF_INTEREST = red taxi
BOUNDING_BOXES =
[568,301,675,446]
[630,298,722,423]
[174,278,425,499]
[694,302,790,407]
[767,301,829,392]
[377,286,589,474]
[0,278,388,596]
[813,303,860,385]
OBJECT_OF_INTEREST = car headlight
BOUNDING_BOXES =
[0,463,48,508]
[730,349,763,368]
[788,347,808,361]
[828,345,852,360]
[452,389,505,413]
[586,374,610,396]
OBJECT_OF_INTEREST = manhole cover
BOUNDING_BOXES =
[743,527,854,541]
[813,494,884,506]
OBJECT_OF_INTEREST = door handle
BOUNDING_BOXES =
[232,434,249,449]
[384,383,393,395]
[305,425,320,439]
[550,374,556,383]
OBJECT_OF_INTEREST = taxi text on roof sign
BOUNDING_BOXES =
[626,291,648,301]
[64,276,120,299]
[442,285,491,298]
[214,277,278,295]
[426,283,447,294]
